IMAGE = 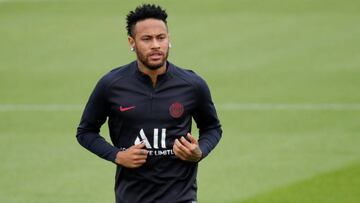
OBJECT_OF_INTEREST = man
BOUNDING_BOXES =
[76,4,222,203]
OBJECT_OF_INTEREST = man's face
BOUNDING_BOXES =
[129,19,170,70]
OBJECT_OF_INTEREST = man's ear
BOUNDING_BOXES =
[128,36,135,50]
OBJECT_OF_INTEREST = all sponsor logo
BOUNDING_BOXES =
[134,128,174,156]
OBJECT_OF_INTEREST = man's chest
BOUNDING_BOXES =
[106,80,198,124]
[106,80,199,150]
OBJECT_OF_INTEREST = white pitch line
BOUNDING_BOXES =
[218,103,360,111]
[0,104,83,112]
[1,103,360,112]
[0,0,56,2]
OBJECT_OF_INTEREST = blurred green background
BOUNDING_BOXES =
[1,0,359,202]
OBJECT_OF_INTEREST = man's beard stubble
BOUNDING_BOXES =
[136,49,169,70]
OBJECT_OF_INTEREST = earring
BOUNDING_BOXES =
[130,47,135,52]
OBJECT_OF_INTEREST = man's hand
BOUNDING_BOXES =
[173,133,202,162]
[115,142,148,168]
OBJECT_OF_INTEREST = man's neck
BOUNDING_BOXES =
[137,60,167,87]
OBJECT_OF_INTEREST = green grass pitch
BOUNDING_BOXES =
[0,0,359,203]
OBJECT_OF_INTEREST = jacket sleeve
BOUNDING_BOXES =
[192,77,222,159]
[76,77,121,163]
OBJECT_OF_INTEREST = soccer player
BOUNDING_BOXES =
[76,4,222,203]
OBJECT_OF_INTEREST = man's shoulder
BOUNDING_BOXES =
[98,61,135,85]
[104,61,134,79]
[170,63,207,88]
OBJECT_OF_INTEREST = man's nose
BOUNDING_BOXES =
[151,39,160,49]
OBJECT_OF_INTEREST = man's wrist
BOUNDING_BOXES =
[115,151,124,165]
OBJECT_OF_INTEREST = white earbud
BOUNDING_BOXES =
[169,43,172,48]
[130,47,135,51]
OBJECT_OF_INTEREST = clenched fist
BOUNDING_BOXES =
[115,142,148,168]
[173,133,202,162]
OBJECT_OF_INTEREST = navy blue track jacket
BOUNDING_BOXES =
[76,61,222,203]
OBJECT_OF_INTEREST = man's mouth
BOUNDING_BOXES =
[149,52,163,60]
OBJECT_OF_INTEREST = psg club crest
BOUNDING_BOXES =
[169,102,184,118]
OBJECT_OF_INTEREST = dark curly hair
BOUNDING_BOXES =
[126,4,168,37]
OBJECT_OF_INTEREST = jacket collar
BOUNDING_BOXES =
[132,60,173,83]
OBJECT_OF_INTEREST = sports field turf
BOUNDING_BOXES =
[1,0,359,202]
